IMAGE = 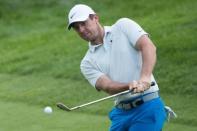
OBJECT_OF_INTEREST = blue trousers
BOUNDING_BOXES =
[109,98,166,131]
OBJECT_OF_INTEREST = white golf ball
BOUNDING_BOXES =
[44,106,53,114]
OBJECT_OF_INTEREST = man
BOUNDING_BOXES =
[67,4,166,131]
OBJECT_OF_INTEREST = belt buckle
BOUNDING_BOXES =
[132,98,143,107]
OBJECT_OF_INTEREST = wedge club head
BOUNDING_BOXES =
[56,103,71,111]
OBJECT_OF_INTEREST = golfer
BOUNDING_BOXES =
[67,4,166,131]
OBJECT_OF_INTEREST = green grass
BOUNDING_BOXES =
[0,0,197,130]
[0,101,110,131]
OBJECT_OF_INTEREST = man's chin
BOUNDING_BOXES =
[82,37,89,41]
[83,37,93,42]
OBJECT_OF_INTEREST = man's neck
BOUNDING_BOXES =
[91,25,104,45]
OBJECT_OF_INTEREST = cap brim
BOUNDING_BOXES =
[67,24,73,30]
[67,15,89,30]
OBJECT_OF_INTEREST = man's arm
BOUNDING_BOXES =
[95,75,129,95]
[136,35,156,82]
[96,35,156,94]
[130,35,156,92]
[80,59,129,95]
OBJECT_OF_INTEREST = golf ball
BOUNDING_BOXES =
[44,106,53,114]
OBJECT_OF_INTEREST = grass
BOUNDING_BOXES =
[0,101,110,131]
[0,0,197,130]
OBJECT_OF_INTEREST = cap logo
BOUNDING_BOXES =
[70,12,76,19]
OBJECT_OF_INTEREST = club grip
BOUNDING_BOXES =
[129,81,155,92]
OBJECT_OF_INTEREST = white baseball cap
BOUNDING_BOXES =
[67,4,96,30]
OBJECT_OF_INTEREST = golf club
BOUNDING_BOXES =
[57,82,155,111]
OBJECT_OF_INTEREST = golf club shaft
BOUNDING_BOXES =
[70,82,155,110]
[70,90,131,110]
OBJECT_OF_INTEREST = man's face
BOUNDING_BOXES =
[72,15,100,42]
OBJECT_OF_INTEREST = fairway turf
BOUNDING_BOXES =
[0,101,110,131]
[0,0,197,130]
[0,95,196,131]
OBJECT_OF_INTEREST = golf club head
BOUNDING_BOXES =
[56,103,71,111]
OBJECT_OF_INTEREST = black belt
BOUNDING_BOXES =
[116,92,159,110]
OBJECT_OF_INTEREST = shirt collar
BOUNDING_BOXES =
[89,26,112,53]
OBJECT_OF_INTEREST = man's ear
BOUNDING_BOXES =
[89,14,99,21]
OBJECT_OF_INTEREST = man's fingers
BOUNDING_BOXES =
[129,80,147,93]
[138,83,144,92]
[129,80,137,90]
[132,80,138,87]
[139,81,151,90]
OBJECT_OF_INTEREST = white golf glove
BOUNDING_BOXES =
[164,106,177,122]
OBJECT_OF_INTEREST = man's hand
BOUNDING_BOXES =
[129,80,151,93]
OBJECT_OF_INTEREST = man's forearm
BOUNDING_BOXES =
[140,43,156,82]
[136,35,156,82]
[96,75,129,95]
[104,81,129,95]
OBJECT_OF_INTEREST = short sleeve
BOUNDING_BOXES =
[80,59,104,88]
[115,18,148,46]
